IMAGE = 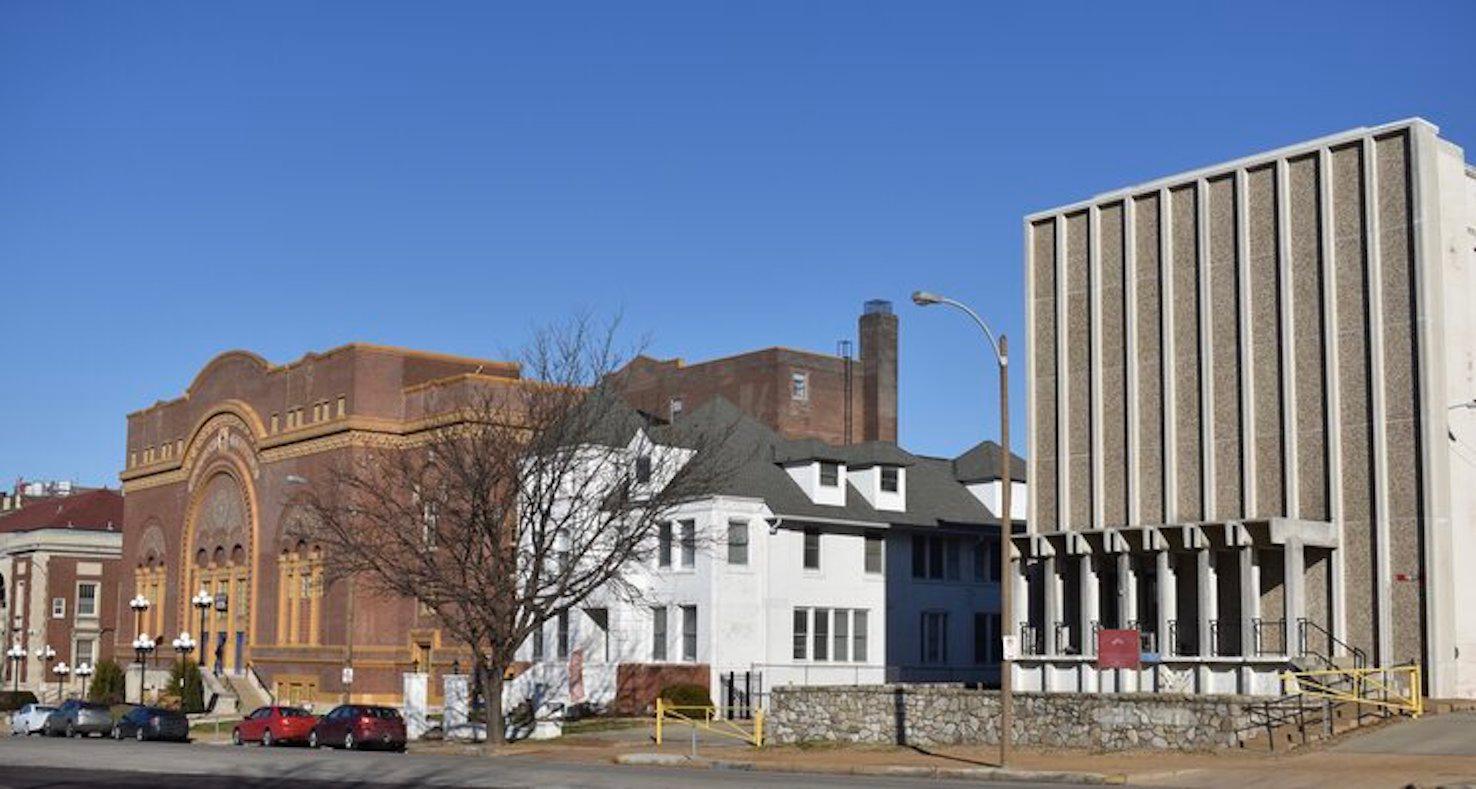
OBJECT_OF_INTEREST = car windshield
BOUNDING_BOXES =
[280,707,312,718]
[36,706,56,713]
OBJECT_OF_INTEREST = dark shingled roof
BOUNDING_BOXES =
[648,398,998,529]
[0,489,123,534]
[951,440,1027,483]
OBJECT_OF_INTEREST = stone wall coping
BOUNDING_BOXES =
[768,685,1258,703]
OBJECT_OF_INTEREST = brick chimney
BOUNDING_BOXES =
[859,299,898,442]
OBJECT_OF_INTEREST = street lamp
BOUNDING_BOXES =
[130,593,151,638]
[33,645,56,701]
[6,643,26,693]
[74,662,93,700]
[132,634,155,704]
[191,589,213,668]
[52,661,69,703]
[912,289,1015,768]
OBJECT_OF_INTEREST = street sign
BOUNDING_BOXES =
[341,666,354,686]
[1096,628,1141,669]
[1001,634,1019,661]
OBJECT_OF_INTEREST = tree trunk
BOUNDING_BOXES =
[481,661,506,751]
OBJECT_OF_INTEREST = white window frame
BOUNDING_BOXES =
[51,597,65,619]
[790,371,809,401]
[75,581,99,619]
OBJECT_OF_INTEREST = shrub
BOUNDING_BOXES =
[88,660,127,705]
[0,690,38,711]
[657,683,712,709]
[168,659,205,713]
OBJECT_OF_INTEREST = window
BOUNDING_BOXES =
[813,608,829,660]
[635,455,652,484]
[76,583,98,618]
[727,521,748,565]
[669,397,684,420]
[929,537,944,580]
[680,520,696,568]
[652,607,667,661]
[658,522,673,567]
[792,609,808,660]
[880,466,899,493]
[912,535,927,578]
[531,623,544,661]
[922,612,948,663]
[819,461,839,487]
[944,539,960,580]
[974,538,1002,582]
[974,612,1001,664]
[73,638,94,668]
[681,605,697,662]
[585,608,610,661]
[803,530,820,570]
[864,534,883,574]
[791,371,809,401]
[52,597,64,619]
[853,610,869,662]
[833,609,849,662]
[557,611,570,659]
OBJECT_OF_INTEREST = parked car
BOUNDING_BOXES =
[8,704,57,736]
[232,705,317,746]
[308,705,406,751]
[111,705,190,742]
[42,700,113,738]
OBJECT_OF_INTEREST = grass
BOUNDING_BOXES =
[562,717,648,735]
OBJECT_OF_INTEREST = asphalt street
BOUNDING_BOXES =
[0,734,1087,788]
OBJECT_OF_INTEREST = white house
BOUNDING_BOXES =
[509,398,1024,713]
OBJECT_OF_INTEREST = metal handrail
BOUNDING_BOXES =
[1019,622,1043,656]
[1297,618,1368,669]
[1209,618,1243,657]
[1052,621,1071,655]
[1253,618,1287,656]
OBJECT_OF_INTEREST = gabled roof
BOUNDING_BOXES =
[0,489,123,534]
[951,440,1027,483]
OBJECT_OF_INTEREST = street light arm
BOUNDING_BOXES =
[913,291,1007,367]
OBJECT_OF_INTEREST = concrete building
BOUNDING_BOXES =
[611,300,899,445]
[1015,118,1476,697]
[1,489,124,702]
[510,398,1022,713]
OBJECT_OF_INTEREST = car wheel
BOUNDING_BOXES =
[136,727,146,742]
[308,730,319,749]
[112,725,121,740]
[262,729,274,747]
[231,728,242,746]
[66,723,76,738]
[343,732,355,751]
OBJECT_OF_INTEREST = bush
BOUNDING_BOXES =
[0,690,38,711]
[88,660,127,705]
[168,659,205,713]
[657,683,712,709]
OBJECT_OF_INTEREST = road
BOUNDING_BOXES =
[0,734,1086,788]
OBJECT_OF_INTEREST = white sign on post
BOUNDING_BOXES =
[341,666,354,686]
[1001,635,1019,661]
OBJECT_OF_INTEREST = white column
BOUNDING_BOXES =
[1043,556,1062,654]
[1080,554,1100,656]
[1156,551,1177,656]
[1239,546,1261,657]
[1284,539,1306,658]
[1198,548,1218,656]
[1118,551,1138,629]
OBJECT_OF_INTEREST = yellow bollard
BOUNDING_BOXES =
[754,709,764,747]
[655,697,664,745]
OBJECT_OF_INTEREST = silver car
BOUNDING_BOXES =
[9,703,57,735]
[42,700,113,737]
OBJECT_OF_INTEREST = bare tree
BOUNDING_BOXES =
[296,316,737,748]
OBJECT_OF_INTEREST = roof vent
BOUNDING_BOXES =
[863,299,893,316]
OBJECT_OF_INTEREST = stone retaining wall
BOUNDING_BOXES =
[767,685,1255,751]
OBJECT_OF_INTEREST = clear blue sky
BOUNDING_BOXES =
[2,1,1472,486]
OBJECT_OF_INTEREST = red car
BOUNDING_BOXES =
[232,705,318,747]
[309,704,406,751]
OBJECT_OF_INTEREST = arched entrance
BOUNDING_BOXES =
[186,472,254,676]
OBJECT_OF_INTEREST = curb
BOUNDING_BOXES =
[614,753,1125,784]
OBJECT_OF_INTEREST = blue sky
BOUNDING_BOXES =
[2,1,1472,486]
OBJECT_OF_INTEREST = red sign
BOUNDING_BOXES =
[1097,629,1141,669]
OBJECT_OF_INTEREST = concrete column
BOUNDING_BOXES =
[1117,552,1138,629]
[1239,546,1261,657]
[1284,539,1306,658]
[1198,548,1218,656]
[1080,554,1100,655]
[1043,556,1063,654]
[1156,551,1176,656]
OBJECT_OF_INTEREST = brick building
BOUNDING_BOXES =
[611,300,898,445]
[117,344,526,708]
[1,489,124,702]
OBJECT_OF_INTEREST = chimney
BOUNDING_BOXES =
[859,299,898,443]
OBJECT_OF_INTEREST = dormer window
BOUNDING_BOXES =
[880,466,899,493]
[819,461,840,487]
[635,455,652,484]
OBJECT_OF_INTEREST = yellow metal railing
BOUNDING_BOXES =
[654,698,764,747]
[1282,664,1423,717]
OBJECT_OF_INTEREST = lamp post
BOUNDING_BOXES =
[7,643,26,693]
[74,662,93,700]
[192,589,212,668]
[132,634,155,704]
[130,593,151,642]
[173,632,197,712]
[912,290,1014,767]
[52,661,69,703]
[32,644,56,701]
